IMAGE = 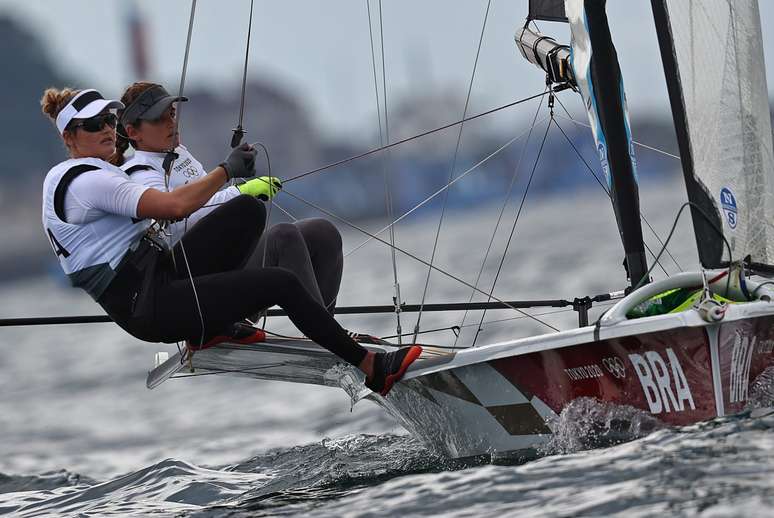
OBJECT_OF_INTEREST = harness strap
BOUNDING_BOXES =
[124,164,156,175]
[53,164,100,222]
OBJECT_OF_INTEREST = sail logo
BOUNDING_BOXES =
[597,142,610,179]
[729,334,756,403]
[720,187,738,230]
[628,348,696,414]
[628,140,638,177]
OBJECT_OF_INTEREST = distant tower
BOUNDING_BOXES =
[124,0,149,80]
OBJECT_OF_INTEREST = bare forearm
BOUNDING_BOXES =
[172,166,230,215]
[137,167,229,220]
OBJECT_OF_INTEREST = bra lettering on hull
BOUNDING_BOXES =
[730,334,755,403]
[629,348,696,414]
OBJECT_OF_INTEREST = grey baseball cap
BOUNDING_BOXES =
[120,85,188,125]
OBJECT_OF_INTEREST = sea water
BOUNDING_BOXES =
[3,180,773,517]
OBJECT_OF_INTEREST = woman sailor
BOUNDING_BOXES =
[40,86,421,396]
[112,81,345,319]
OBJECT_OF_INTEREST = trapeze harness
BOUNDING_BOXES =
[41,158,367,365]
[42,157,166,340]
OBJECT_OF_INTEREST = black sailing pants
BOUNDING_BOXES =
[99,195,367,367]
[252,218,343,313]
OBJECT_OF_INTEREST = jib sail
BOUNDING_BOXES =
[651,0,774,270]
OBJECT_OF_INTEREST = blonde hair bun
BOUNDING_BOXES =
[40,87,79,122]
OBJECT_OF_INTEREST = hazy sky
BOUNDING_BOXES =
[3,0,773,140]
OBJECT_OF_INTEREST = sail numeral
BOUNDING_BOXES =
[46,228,70,258]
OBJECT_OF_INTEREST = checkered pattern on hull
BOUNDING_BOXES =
[423,364,551,435]
[418,362,554,436]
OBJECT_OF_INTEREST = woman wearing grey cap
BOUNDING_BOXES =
[113,81,361,330]
[39,86,421,397]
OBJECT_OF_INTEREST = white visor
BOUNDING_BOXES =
[55,89,124,135]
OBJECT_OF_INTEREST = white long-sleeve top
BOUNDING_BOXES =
[122,145,241,245]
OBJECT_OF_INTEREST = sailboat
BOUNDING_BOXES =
[145,0,774,460]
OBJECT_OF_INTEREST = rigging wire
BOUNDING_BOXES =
[282,91,549,184]
[455,87,548,349]
[365,0,384,157]
[254,144,275,271]
[202,198,297,222]
[231,0,256,148]
[553,96,683,272]
[366,0,403,343]
[228,3,271,278]
[344,122,546,259]
[378,0,404,344]
[171,0,197,153]
[551,116,674,276]
[381,300,618,342]
[277,187,559,332]
[164,0,207,351]
[473,114,554,346]
[551,99,680,160]
[250,144,276,328]
[187,117,545,262]
[265,201,297,221]
[631,201,734,293]
[555,114,681,160]
[162,0,197,190]
[412,0,492,344]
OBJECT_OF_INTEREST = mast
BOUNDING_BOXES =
[540,0,646,287]
[517,1,649,287]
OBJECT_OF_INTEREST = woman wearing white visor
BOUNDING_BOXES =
[40,86,422,397]
[111,82,346,321]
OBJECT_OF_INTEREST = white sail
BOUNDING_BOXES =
[661,0,774,266]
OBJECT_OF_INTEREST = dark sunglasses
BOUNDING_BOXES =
[69,113,118,133]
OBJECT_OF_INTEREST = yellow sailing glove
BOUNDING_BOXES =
[237,176,282,201]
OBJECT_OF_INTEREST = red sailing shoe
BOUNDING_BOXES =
[187,322,267,351]
[365,345,423,397]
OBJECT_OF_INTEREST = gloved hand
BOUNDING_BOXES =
[219,143,257,179]
[237,176,282,201]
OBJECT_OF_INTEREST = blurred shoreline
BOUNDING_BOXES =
[1,14,771,284]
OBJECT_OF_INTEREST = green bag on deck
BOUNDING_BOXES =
[626,288,733,319]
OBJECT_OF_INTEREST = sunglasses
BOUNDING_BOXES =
[69,113,118,133]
